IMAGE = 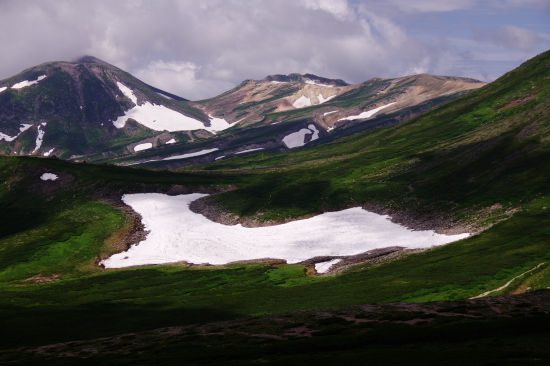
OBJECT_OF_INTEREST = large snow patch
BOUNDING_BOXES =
[282,124,319,148]
[113,83,238,133]
[101,193,470,268]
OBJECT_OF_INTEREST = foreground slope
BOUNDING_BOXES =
[0,51,548,361]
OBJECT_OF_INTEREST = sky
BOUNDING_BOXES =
[0,0,548,100]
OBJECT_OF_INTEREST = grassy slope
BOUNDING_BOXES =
[0,51,549,353]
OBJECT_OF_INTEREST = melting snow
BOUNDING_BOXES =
[166,138,177,144]
[40,173,58,181]
[271,81,287,84]
[338,103,396,121]
[215,156,226,160]
[323,110,338,116]
[100,193,470,268]
[0,87,7,93]
[236,148,265,154]
[44,148,55,156]
[282,124,319,148]
[0,124,33,142]
[293,95,312,109]
[315,259,342,274]
[12,75,46,89]
[134,143,153,152]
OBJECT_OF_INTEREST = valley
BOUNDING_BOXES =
[0,49,548,364]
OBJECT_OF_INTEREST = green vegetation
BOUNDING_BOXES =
[0,50,549,362]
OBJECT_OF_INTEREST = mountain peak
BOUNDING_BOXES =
[262,73,348,87]
[73,56,116,68]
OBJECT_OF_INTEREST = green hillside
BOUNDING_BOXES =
[0,50,549,363]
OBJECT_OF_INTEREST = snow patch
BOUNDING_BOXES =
[282,124,319,149]
[112,85,241,134]
[166,138,177,144]
[236,148,265,154]
[318,94,336,104]
[156,92,173,100]
[164,148,219,161]
[271,81,287,84]
[12,75,46,89]
[0,124,33,142]
[305,80,333,87]
[0,87,7,93]
[44,148,55,156]
[127,148,219,166]
[338,103,396,121]
[323,110,338,116]
[40,173,58,181]
[293,95,312,109]
[117,82,138,105]
[100,193,470,268]
[134,143,153,152]
[215,156,226,160]
[315,259,342,274]
[32,124,46,153]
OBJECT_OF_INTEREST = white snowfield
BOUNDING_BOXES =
[101,193,470,268]
[282,124,319,148]
[271,81,287,84]
[12,75,46,89]
[40,173,58,181]
[235,148,265,154]
[112,82,238,133]
[44,148,55,156]
[315,259,342,274]
[0,87,7,93]
[0,124,33,142]
[338,103,396,121]
[166,138,177,144]
[293,95,312,108]
[134,143,153,152]
[323,110,338,116]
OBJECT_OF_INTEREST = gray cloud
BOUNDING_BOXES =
[0,0,450,99]
[471,25,546,52]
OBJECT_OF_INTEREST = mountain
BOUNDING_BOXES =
[0,50,548,364]
[0,56,218,159]
[0,56,484,168]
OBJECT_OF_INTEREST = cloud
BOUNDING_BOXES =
[378,0,477,13]
[471,24,545,51]
[0,0,545,100]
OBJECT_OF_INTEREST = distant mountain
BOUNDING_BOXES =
[0,56,485,166]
